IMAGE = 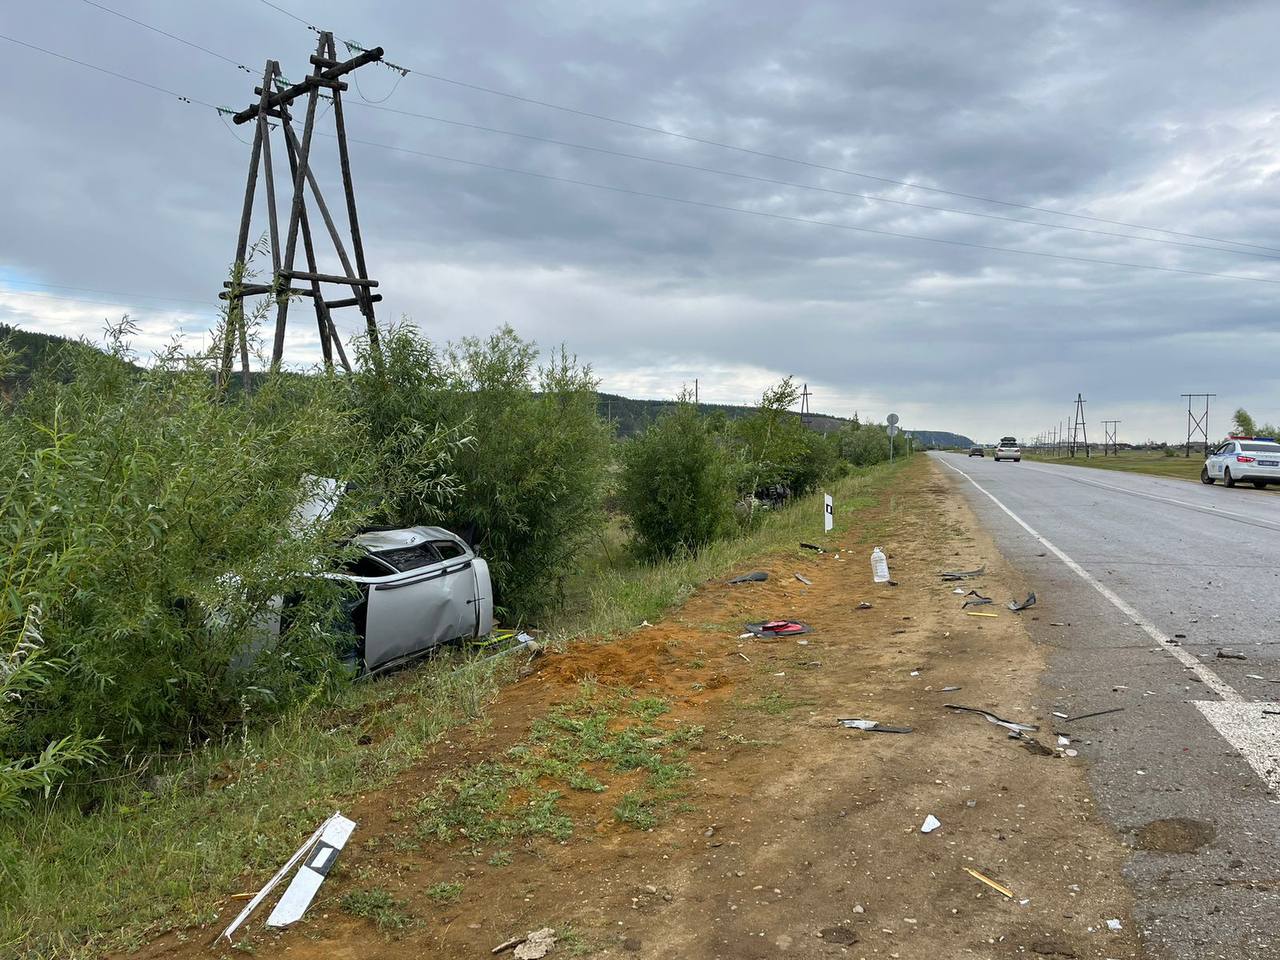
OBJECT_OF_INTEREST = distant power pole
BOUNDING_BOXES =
[694,378,699,408]
[1102,419,1120,456]
[1182,393,1215,458]
[799,382,812,428]
[1070,394,1089,457]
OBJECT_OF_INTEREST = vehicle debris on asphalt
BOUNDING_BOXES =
[945,704,1039,734]
[964,866,1014,898]
[940,564,985,581]
[794,573,812,585]
[1007,592,1037,611]
[221,812,357,942]
[838,718,913,733]
[744,620,812,637]
[1060,706,1125,724]
[728,571,769,584]
[920,814,942,833]
[1216,648,1247,660]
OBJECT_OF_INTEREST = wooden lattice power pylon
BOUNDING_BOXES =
[218,31,386,389]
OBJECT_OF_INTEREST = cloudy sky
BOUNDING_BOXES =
[3,0,1280,443]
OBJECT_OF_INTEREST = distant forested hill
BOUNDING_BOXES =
[0,326,972,445]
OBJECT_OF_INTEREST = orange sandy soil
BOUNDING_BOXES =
[129,458,1142,960]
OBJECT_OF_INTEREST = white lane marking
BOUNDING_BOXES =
[1193,701,1280,794]
[938,456,1280,794]
[1018,461,1280,532]
[936,456,1240,701]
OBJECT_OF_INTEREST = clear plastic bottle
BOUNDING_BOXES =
[871,546,890,583]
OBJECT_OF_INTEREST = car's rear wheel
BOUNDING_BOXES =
[1201,467,1214,485]
[1224,467,1236,487]
[1253,480,1267,489]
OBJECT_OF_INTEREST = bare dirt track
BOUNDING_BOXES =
[134,458,1143,960]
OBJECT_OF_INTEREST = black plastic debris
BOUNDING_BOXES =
[1007,592,1037,612]
[800,542,824,553]
[962,589,993,609]
[744,620,812,637]
[940,565,985,581]
[728,571,769,584]
[944,703,1039,734]
[1060,706,1124,724]
[1216,648,1248,660]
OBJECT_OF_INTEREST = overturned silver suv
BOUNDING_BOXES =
[335,525,494,675]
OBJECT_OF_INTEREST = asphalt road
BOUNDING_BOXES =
[932,452,1280,960]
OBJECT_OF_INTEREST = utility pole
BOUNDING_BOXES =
[799,382,812,428]
[1070,394,1089,457]
[1102,419,1120,456]
[1181,393,1215,458]
[218,32,387,389]
[694,378,699,408]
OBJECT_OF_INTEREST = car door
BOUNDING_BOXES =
[362,544,473,672]
[1211,442,1234,478]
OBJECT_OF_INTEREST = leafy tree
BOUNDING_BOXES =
[1233,408,1257,436]
[619,398,736,560]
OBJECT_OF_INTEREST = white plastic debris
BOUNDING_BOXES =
[1057,736,1071,747]
[871,547,891,583]
[1106,918,1122,932]
[920,814,941,834]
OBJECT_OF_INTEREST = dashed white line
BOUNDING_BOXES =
[937,456,1280,795]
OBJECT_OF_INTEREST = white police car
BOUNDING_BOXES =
[1201,436,1280,489]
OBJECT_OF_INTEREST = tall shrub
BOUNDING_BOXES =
[437,328,612,620]
[0,322,360,782]
[619,399,735,560]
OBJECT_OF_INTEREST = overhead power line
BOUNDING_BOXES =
[58,1,1280,262]
[0,32,220,109]
[249,0,1280,257]
[356,102,1280,261]
[338,133,1280,286]
[8,25,1280,288]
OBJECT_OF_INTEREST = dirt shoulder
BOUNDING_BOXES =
[137,457,1142,959]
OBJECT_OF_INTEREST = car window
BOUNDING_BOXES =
[1240,442,1280,453]
[1218,442,1236,455]
[431,539,466,561]
[343,554,396,578]
[374,543,443,572]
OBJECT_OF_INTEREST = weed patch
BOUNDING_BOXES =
[340,887,414,932]
[412,684,701,844]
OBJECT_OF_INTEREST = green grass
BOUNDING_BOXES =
[424,880,463,904]
[340,887,415,932]
[1023,449,1204,481]
[413,683,702,844]
[0,457,907,960]
[0,652,511,959]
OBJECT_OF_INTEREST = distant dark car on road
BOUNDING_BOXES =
[968,446,984,457]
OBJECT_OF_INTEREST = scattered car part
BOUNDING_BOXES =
[838,718,913,733]
[964,866,1014,898]
[857,601,873,610]
[728,571,769,584]
[800,542,824,553]
[1007,592,1037,611]
[744,620,812,637]
[1216,648,1247,660]
[962,589,993,608]
[944,703,1039,733]
[940,565,985,581]
[920,814,941,833]
[1060,706,1125,724]
[794,573,812,585]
